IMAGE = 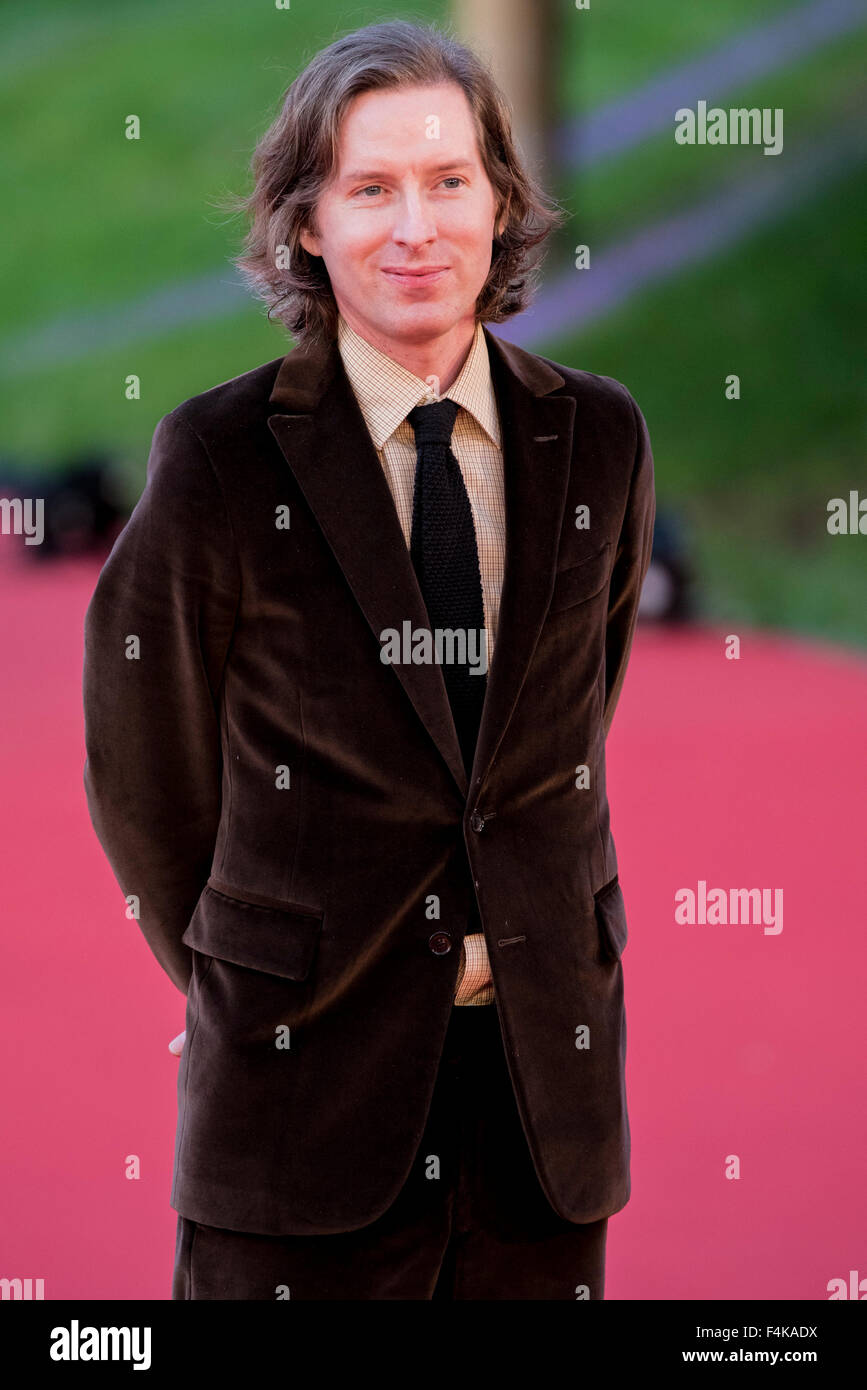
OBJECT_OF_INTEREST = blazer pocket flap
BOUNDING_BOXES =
[594,877,628,960]
[181,881,324,980]
[549,542,612,612]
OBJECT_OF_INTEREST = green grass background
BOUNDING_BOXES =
[0,0,864,644]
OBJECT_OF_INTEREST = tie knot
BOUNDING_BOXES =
[407,397,460,448]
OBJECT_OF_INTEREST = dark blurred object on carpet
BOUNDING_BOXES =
[639,507,693,623]
[0,454,129,559]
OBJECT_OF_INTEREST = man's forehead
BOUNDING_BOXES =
[335,94,479,168]
[339,83,474,135]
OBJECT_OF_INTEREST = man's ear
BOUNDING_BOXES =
[299,224,321,258]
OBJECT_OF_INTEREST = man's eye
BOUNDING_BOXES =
[356,178,464,197]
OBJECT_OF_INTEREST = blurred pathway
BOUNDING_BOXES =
[497,116,866,347]
[557,0,867,168]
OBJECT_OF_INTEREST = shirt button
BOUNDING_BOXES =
[428,932,452,955]
[470,811,485,832]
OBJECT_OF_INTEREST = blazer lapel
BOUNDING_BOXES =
[268,336,469,797]
[266,326,575,805]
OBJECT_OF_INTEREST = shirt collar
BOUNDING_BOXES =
[337,314,501,452]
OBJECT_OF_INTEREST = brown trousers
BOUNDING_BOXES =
[172,1001,608,1300]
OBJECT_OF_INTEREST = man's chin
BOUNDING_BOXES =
[370,303,464,342]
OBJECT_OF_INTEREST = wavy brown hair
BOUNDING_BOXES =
[225,18,567,347]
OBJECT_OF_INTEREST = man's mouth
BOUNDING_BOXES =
[382,266,449,286]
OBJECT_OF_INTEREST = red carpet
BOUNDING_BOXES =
[1,547,865,1299]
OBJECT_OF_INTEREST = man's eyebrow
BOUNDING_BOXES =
[338,159,476,184]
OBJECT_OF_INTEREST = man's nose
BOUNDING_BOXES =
[391,191,437,244]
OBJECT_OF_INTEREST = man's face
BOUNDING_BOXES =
[299,82,505,352]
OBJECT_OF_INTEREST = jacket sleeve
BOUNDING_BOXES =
[82,410,240,995]
[602,393,656,739]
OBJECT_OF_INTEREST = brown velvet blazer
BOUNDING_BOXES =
[82,324,655,1235]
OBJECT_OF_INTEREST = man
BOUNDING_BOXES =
[83,20,655,1300]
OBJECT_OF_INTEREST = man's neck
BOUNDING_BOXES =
[339,313,477,394]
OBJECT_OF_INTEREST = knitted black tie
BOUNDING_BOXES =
[407,398,487,777]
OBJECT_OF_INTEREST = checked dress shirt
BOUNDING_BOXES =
[337,313,506,1006]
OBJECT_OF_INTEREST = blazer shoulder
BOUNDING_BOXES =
[537,352,641,417]
[533,353,651,464]
[161,353,288,445]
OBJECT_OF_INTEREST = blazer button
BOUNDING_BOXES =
[470,811,485,832]
[428,931,452,955]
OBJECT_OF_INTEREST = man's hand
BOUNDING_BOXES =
[169,1031,186,1057]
